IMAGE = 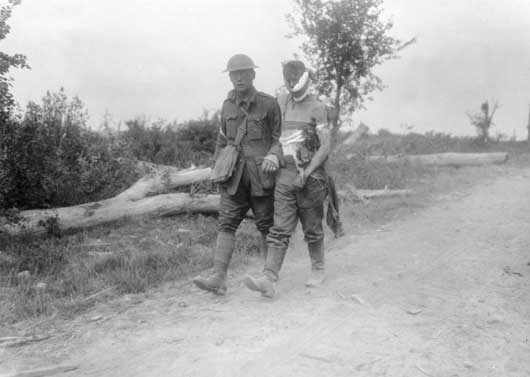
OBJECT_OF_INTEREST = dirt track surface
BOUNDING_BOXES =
[3,168,530,377]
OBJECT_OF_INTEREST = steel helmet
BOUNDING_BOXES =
[224,54,259,72]
[282,60,306,77]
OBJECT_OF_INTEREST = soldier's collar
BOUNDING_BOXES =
[229,87,257,106]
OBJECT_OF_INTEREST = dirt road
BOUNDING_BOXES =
[3,168,530,377]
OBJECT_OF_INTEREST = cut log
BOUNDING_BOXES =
[0,193,220,236]
[0,165,213,236]
[1,184,414,235]
[1,187,412,236]
[356,189,414,199]
[338,188,413,201]
[365,152,508,166]
[115,166,211,201]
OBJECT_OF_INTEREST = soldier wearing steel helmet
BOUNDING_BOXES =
[244,59,338,298]
[193,54,282,295]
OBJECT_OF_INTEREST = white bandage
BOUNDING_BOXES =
[291,71,310,102]
[292,71,309,92]
[280,131,305,145]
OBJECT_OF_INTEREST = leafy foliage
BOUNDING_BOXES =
[467,100,499,144]
[0,0,29,115]
[287,0,412,128]
[0,89,138,210]
[122,111,219,168]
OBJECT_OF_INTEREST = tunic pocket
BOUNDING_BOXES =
[247,113,266,140]
[225,115,240,139]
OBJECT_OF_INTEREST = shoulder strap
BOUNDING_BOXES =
[233,105,249,148]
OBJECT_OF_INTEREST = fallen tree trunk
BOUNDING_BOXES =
[364,152,508,166]
[1,186,414,236]
[356,189,414,199]
[1,124,390,236]
[0,165,214,236]
[115,166,212,201]
[338,188,414,202]
[3,186,418,236]
[0,193,220,236]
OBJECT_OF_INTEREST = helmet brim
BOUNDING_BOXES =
[223,65,259,73]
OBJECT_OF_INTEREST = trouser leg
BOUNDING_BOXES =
[264,169,299,278]
[244,169,297,297]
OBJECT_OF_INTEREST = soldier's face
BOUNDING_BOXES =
[229,69,255,95]
[284,70,303,92]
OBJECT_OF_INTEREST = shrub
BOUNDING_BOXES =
[121,112,219,168]
[350,129,508,157]
[0,89,138,210]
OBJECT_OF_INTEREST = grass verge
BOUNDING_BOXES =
[0,215,262,325]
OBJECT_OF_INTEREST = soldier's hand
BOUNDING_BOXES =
[262,155,279,173]
[293,171,306,189]
[262,159,277,173]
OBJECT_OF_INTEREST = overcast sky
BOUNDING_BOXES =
[3,0,530,138]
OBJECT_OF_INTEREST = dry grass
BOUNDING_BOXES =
[0,215,261,324]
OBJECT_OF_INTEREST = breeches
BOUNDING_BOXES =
[267,168,327,249]
[217,165,274,234]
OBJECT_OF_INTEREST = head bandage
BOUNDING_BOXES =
[291,71,311,102]
[291,71,309,92]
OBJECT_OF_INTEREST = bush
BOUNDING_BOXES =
[353,129,526,157]
[121,112,219,167]
[0,89,138,210]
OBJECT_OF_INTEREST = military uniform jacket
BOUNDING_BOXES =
[215,87,282,196]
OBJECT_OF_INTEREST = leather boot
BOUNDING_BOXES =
[306,239,325,287]
[193,232,235,295]
[243,270,277,298]
[243,245,286,298]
